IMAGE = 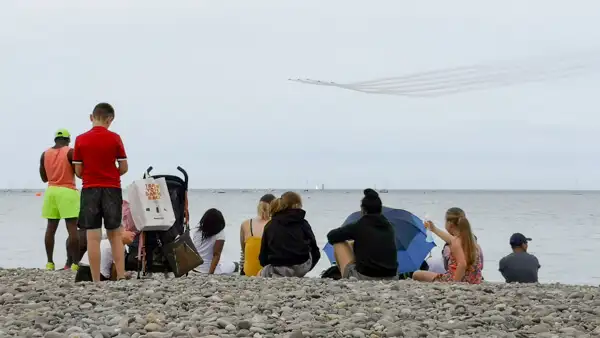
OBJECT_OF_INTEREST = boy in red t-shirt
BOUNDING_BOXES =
[72,103,129,282]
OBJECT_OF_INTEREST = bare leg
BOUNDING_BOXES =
[107,227,125,279]
[69,230,88,267]
[78,229,88,262]
[333,242,355,277]
[65,218,79,265]
[45,219,60,264]
[65,238,72,267]
[412,270,439,282]
[87,229,102,282]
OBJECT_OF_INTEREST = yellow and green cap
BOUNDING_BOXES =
[54,128,71,139]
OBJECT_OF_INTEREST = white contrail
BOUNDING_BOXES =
[289,50,600,97]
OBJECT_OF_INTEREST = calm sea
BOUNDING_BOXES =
[0,190,598,285]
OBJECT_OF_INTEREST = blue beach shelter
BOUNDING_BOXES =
[323,207,436,274]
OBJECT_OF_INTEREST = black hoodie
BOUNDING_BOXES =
[327,214,398,277]
[259,208,321,269]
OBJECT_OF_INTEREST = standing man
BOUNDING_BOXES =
[73,103,129,282]
[499,233,541,283]
[40,129,80,271]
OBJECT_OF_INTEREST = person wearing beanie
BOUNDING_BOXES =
[326,189,398,280]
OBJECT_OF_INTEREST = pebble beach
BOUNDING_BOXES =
[1,269,600,338]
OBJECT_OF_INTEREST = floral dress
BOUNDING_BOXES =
[434,247,483,284]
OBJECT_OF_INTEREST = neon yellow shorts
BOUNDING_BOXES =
[42,186,80,220]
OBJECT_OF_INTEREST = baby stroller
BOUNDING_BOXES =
[126,166,202,278]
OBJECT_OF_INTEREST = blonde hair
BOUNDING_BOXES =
[445,208,477,267]
[257,201,270,220]
[445,207,466,224]
[270,198,282,217]
[270,191,303,216]
[456,217,477,267]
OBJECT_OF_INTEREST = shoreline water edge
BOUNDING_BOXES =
[1,269,599,337]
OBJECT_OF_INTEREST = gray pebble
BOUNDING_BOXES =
[44,333,67,338]
[237,320,251,330]
[222,295,234,303]
[530,323,552,333]
[67,334,93,338]
[217,318,233,328]
[351,330,365,338]
[250,327,267,334]
[144,323,163,332]
[288,331,303,338]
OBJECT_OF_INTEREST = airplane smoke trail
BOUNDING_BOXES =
[289,50,600,97]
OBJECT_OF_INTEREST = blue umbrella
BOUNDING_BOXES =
[323,206,436,274]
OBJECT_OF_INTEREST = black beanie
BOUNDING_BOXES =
[361,188,382,214]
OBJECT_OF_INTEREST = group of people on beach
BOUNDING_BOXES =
[40,102,542,284]
[190,188,541,284]
[190,192,321,277]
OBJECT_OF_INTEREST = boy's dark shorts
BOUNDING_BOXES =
[79,188,122,230]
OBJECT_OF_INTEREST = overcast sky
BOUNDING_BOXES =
[2,0,600,190]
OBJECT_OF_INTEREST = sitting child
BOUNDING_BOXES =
[412,208,483,284]
[193,208,239,274]
[76,230,136,281]
[75,201,138,282]
[65,200,137,271]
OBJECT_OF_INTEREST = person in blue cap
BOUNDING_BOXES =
[498,233,540,283]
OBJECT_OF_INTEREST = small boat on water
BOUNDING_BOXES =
[379,189,389,193]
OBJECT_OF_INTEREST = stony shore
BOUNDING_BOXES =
[0,269,599,338]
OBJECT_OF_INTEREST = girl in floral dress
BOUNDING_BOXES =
[413,207,483,284]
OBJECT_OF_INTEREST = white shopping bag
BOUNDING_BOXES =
[127,177,176,231]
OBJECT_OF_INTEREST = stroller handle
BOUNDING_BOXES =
[177,166,189,189]
[143,166,188,190]
[144,166,154,178]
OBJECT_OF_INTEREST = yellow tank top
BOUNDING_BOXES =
[243,219,262,276]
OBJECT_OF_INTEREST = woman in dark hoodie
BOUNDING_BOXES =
[258,191,320,277]
[327,189,398,280]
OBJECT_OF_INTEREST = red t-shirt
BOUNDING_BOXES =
[72,126,127,189]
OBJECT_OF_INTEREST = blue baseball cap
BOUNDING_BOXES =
[509,233,531,247]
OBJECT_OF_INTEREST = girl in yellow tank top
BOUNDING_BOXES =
[243,219,263,276]
[240,194,276,276]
